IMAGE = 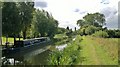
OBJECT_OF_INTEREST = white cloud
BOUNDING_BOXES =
[35,0,120,30]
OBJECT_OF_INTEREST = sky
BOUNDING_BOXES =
[34,0,120,30]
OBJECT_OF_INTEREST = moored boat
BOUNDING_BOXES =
[2,37,51,58]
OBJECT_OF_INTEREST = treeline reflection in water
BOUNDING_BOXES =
[2,45,52,65]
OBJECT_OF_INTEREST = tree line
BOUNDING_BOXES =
[2,2,59,44]
[76,13,120,38]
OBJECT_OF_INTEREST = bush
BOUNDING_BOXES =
[115,31,120,38]
[92,30,109,38]
[85,25,97,35]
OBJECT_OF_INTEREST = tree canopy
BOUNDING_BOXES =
[77,13,106,28]
[2,2,21,37]
[34,9,58,38]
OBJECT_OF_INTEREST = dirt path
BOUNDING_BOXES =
[78,36,117,65]
[79,37,101,65]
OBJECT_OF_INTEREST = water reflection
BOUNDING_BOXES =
[56,44,67,51]
[2,45,52,65]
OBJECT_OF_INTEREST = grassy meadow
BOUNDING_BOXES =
[79,36,118,65]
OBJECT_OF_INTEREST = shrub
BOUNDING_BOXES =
[92,30,109,38]
[85,25,97,35]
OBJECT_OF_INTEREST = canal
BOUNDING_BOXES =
[2,45,52,65]
[1,36,75,65]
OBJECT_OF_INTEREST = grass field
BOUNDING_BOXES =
[2,37,23,45]
[79,36,118,65]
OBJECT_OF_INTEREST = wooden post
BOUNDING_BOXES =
[19,34,20,41]
[14,59,15,65]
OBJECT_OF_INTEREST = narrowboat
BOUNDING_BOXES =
[2,37,51,58]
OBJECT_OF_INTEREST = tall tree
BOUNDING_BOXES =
[34,9,58,38]
[77,19,85,28]
[83,13,106,27]
[18,2,34,39]
[2,2,21,44]
[66,26,69,30]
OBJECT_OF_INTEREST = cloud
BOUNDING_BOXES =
[101,0,110,4]
[58,21,80,30]
[105,14,118,29]
[100,7,118,29]
[100,7,117,19]
[34,0,120,29]
[34,1,47,8]
[74,9,80,12]
[74,8,87,15]
[79,11,87,14]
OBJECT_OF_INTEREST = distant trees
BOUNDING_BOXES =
[77,13,105,28]
[76,12,120,38]
[92,30,109,38]
[57,27,67,34]
[106,29,120,38]
[76,12,106,36]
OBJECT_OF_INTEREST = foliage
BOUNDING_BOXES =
[78,28,85,36]
[18,2,34,39]
[48,35,83,65]
[83,13,105,27]
[77,12,105,28]
[66,29,73,38]
[34,9,58,38]
[56,27,67,34]
[92,30,109,38]
[2,2,34,40]
[85,25,97,35]
[106,29,120,38]
[2,2,21,37]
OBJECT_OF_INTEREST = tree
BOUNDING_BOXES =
[2,2,22,45]
[18,2,34,39]
[77,13,106,28]
[34,9,58,38]
[66,26,69,30]
[79,28,86,36]
[83,13,105,27]
[75,27,76,31]
[57,27,67,34]
[77,19,85,27]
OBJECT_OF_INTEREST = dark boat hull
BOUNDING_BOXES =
[2,41,51,59]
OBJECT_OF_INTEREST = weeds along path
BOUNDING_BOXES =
[79,36,117,65]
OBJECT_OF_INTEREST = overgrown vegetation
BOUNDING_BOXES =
[48,35,83,65]
[92,30,109,38]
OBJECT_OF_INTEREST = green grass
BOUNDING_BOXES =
[79,36,118,65]
[54,34,68,39]
[2,37,23,45]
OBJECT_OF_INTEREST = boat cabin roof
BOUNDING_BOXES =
[23,37,49,42]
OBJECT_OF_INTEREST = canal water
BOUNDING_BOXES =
[2,44,68,65]
[2,45,52,65]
